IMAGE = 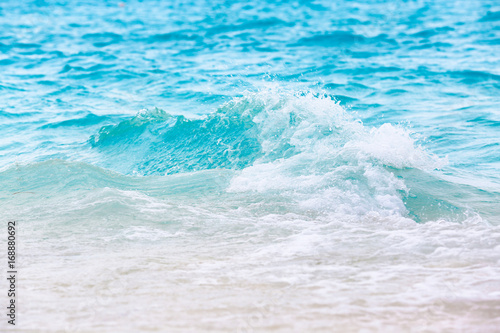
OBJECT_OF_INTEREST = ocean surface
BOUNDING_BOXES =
[1,0,500,331]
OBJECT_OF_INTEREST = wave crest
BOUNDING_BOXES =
[90,90,443,176]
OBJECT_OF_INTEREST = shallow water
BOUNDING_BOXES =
[1,0,500,331]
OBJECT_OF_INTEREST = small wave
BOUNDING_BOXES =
[148,31,203,43]
[479,11,500,22]
[82,32,123,47]
[410,26,454,39]
[292,31,397,47]
[40,113,110,129]
[205,18,291,37]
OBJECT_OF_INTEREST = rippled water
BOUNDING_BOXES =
[1,0,500,331]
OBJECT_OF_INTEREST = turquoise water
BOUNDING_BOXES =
[1,0,500,331]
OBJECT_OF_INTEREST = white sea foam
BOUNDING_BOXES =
[227,91,445,219]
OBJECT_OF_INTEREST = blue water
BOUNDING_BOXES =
[1,0,500,331]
